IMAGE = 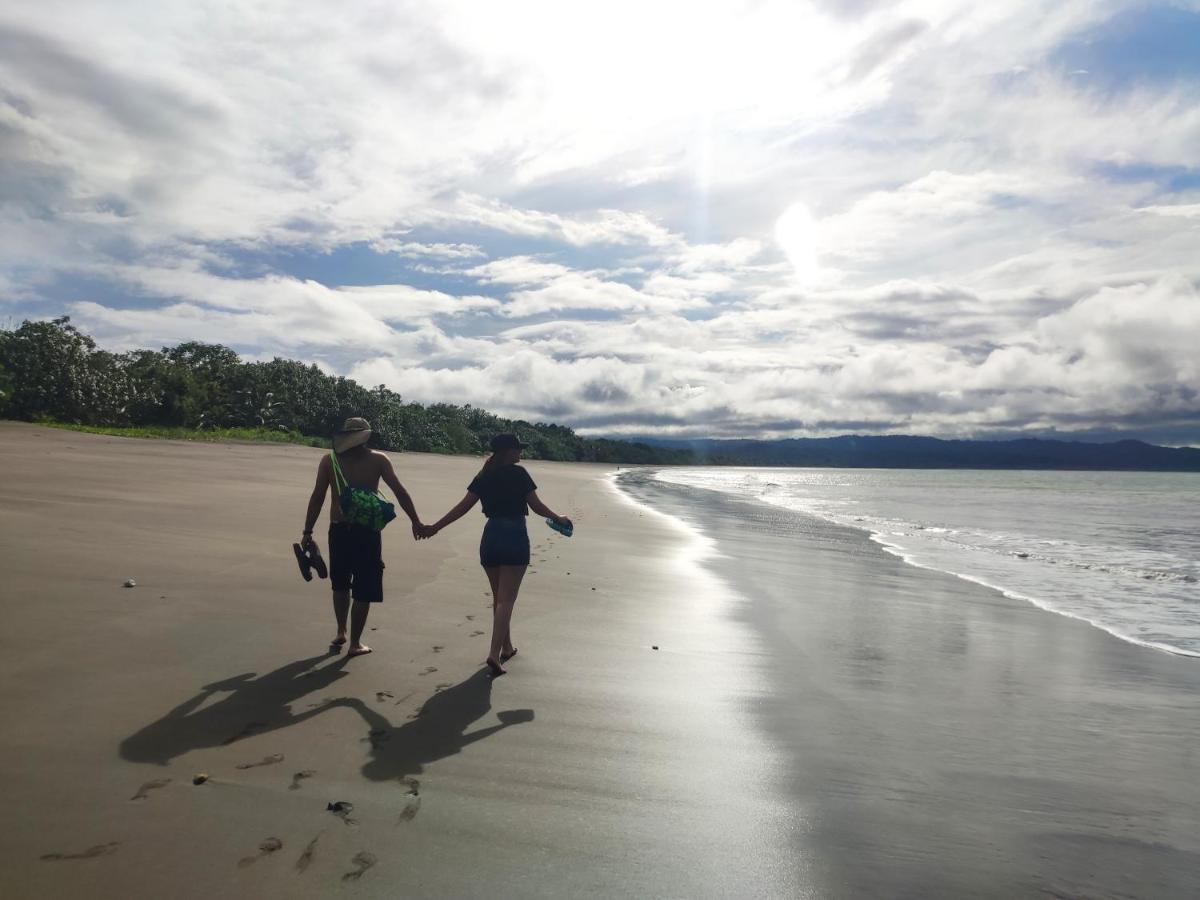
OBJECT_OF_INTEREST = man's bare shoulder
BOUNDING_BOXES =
[369,449,394,469]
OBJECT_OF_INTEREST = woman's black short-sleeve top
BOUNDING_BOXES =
[468,464,537,518]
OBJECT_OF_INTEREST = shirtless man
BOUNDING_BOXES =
[301,417,426,657]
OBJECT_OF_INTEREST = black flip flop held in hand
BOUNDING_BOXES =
[293,543,314,581]
[309,547,328,579]
[293,544,329,581]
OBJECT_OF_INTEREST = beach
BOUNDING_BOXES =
[0,423,797,898]
[622,471,1200,898]
[3,422,1199,898]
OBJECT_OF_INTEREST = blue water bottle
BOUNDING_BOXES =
[546,517,573,537]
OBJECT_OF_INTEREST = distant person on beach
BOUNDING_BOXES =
[302,417,427,657]
[424,433,572,677]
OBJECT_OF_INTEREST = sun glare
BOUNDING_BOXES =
[775,202,820,281]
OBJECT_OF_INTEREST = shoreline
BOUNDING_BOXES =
[862,530,1200,660]
[652,465,1200,660]
[618,468,1200,898]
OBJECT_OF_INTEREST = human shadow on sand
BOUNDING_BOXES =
[119,653,352,765]
[341,669,534,782]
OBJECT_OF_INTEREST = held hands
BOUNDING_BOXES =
[413,522,439,540]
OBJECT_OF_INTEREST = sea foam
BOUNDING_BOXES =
[654,467,1200,657]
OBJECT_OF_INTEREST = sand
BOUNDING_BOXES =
[8,421,1195,899]
[0,423,799,899]
[626,472,1200,899]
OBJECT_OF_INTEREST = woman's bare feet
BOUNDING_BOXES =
[500,647,518,663]
[347,644,373,658]
[330,634,347,651]
[485,658,506,677]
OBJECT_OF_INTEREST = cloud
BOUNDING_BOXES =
[368,239,486,260]
[442,195,676,247]
[3,0,1199,443]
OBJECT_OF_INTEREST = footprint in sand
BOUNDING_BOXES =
[295,833,321,873]
[237,837,283,867]
[41,842,120,862]
[235,753,284,770]
[342,851,377,881]
[130,778,170,801]
[433,683,452,693]
[465,615,475,621]
[397,778,421,822]
[419,666,437,675]
[289,770,316,790]
[375,691,394,702]
[469,630,485,637]
[221,721,266,745]
[431,645,444,653]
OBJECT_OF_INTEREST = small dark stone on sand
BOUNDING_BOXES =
[327,800,358,825]
[193,774,209,785]
[652,645,659,650]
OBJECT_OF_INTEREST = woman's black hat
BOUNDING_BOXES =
[489,433,528,452]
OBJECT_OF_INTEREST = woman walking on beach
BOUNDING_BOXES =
[425,434,572,677]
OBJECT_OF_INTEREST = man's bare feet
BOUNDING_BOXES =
[330,635,347,649]
[500,647,518,663]
[347,644,373,658]
[485,658,505,677]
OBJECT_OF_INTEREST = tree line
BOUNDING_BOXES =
[0,317,693,465]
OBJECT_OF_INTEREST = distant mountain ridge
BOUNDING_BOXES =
[636,435,1200,471]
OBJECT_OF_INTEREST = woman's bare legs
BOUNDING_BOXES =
[483,567,516,658]
[487,564,526,673]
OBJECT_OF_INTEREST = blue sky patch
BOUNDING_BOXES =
[1052,5,1200,89]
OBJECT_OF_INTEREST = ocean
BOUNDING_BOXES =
[643,466,1200,657]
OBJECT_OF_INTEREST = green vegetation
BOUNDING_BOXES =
[40,423,330,447]
[1,317,693,464]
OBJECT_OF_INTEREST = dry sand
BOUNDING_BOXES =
[0,423,799,898]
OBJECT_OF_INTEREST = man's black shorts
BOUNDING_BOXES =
[328,522,384,603]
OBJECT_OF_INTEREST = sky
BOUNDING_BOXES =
[2,0,1199,444]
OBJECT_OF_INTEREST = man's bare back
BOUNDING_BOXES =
[323,447,385,523]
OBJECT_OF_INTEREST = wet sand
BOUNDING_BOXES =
[0,423,798,898]
[623,472,1200,899]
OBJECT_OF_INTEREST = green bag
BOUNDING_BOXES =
[330,451,396,531]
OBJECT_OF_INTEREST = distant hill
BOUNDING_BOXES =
[637,435,1200,471]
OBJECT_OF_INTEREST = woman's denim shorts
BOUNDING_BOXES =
[479,516,531,567]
